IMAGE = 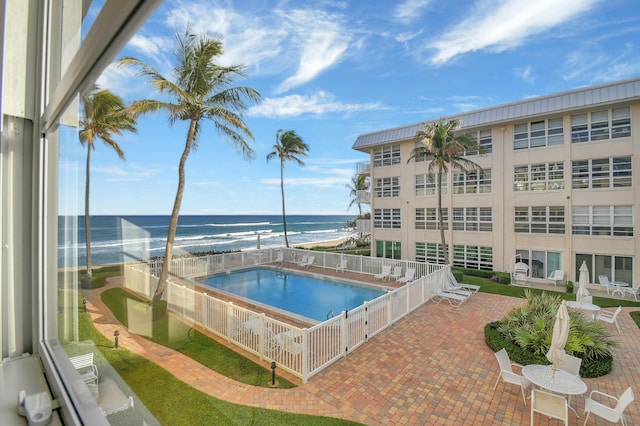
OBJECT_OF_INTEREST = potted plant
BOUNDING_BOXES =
[566,280,574,294]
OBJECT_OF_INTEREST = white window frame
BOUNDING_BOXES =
[415,207,448,230]
[452,168,492,194]
[374,177,400,198]
[572,205,633,236]
[571,107,631,143]
[514,117,564,149]
[514,206,565,234]
[374,208,401,229]
[373,145,401,167]
[453,245,493,270]
[571,157,632,189]
[513,162,565,192]
[415,173,447,196]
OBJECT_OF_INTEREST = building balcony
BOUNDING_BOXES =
[356,190,371,204]
[356,219,371,234]
[356,161,370,175]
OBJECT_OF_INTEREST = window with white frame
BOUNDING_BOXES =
[415,208,448,230]
[373,145,401,167]
[416,242,446,264]
[465,129,492,155]
[452,168,491,194]
[514,206,565,234]
[571,107,631,143]
[514,117,564,149]
[452,207,492,231]
[572,205,633,236]
[571,157,632,189]
[453,245,493,270]
[376,240,401,259]
[415,173,447,196]
[374,208,401,229]
[576,253,633,286]
[513,162,564,191]
[373,177,400,197]
[516,250,562,279]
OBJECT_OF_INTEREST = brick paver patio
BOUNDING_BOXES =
[86,271,640,425]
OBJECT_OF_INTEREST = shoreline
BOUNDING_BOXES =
[294,236,351,249]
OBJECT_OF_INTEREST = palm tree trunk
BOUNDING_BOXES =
[84,145,92,280]
[153,120,196,303]
[437,170,449,264]
[280,161,289,247]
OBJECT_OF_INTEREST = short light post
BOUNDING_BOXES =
[271,361,277,386]
[114,330,120,349]
[82,297,87,313]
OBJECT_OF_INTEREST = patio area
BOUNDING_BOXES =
[88,273,640,425]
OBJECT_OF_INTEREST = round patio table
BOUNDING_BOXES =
[566,300,600,319]
[522,364,587,417]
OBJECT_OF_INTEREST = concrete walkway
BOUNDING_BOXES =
[85,274,640,425]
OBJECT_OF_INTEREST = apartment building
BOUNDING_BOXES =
[353,78,640,287]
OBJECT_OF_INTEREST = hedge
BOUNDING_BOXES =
[484,323,612,378]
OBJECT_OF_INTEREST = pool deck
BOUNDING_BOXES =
[86,266,640,425]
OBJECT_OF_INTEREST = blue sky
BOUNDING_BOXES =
[80,0,640,216]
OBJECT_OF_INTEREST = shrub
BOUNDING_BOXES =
[453,268,510,285]
[451,269,464,283]
[566,281,574,293]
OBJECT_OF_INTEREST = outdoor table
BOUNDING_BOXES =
[522,364,587,417]
[566,300,601,320]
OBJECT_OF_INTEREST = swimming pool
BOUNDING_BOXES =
[198,267,387,322]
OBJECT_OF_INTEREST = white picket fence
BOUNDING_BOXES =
[123,248,448,382]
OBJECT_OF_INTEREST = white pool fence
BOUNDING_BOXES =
[123,248,448,383]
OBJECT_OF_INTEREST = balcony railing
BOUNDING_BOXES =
[356,161,370,175]
[356,190,371,204]
[356,219,371,234]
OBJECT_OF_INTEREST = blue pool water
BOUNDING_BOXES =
[199,268,386,321]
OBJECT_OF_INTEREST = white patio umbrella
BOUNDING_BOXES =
[576,261,591,302]
[546,300,570,373]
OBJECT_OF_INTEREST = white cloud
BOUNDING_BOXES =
[563,42,640,83]
[260,177,348,187]
[426,0,599,65]
[393,0,432,25]
[514,65,536,83]
[248,91,385,118]
[93,164,160,182]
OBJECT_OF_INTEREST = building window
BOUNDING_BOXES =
[514,162,564,191]
[416,242,446,264]
[415,208,448,230]
[514,117,564,149]
[452,207,492,231]
[415,173,447,196]
[571,157,632,189]
[374,208,401,229]
[453,245,493,270]
[376,240,401,259]
[452,168,492,194]
[374,177,400,198]
[572,206,633,236]
[576,253,633,286]
[373,145,401,167]
[516,250,562,279]
[514,206,565,234]
[571,107,631,143]
[465,129,492,155]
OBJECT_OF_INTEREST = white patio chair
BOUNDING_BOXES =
[69,353,99,386]
[512,262,530,286]
[583,387,634,426]
[390,266,402,281]
[301,255,315,268]
[547,270,565,288]
[274,251,284,265]
[493,348,531,405]
[374,265,391,280]
[336,257,348,273]
[397,268,415,283]
[596,306,622,334]
[531,388,568,426]
[623,285,639,301]
[558,354,582,377]
[598,275,624,296]
[445,271,480,296]
[295,254,309,267]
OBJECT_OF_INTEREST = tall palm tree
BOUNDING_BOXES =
[120,30,260,303]
[346,173,369,217]
[266,129,309,248]
[407,118,483,264]
[79,87,137,282]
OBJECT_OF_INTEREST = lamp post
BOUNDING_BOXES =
[82,297,87,313]
[271,361,277,386]
[114,330,120,349]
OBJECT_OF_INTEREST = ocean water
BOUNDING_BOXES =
[58,215,355,267]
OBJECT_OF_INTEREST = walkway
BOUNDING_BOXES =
[85,275,640,425]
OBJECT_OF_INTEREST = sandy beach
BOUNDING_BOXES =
[294,237,350,249]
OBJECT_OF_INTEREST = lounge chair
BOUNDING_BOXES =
[433,279,469,308]
[596,306,622,334]
[397,268,415,283]
[69,353,99,386]
[295,254,309,267]
[300,255,315,268]
[547,270,565,288]
[374,265,391,280]
[493,348,531,405]
[597,275,625,296]
[623,285,640,301]
[274,251,284,265]
[336,257,348,273]
[390,266,402,281]
[447,270,480,295]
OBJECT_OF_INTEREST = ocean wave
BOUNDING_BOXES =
[303,229,339,234]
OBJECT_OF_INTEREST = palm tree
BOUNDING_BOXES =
[266,129,309,248]
[407,118,483,264]
[79,87,137,283]
[120,30,260,303]
[346,173,369,217]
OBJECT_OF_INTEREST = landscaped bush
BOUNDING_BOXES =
[454,268,510,284]
[451,269,464,283]
[484,289,617,378]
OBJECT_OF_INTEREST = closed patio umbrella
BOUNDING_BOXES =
[546,300,570,373]
[576,261,591,302]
